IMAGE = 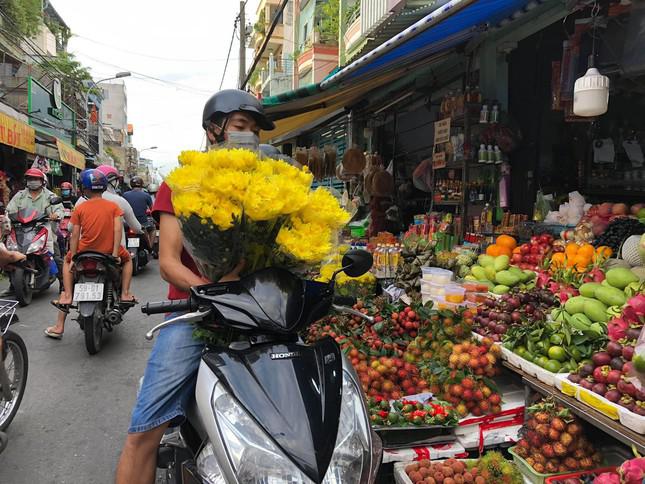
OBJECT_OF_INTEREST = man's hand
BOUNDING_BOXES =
[218,260,245,283]
[49,213,59,221]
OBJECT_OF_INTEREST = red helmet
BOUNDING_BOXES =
[25,168,46,180]
[61,182,73,190]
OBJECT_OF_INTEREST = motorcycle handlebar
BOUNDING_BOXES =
[141,299,194,315]
[332,295,357,307]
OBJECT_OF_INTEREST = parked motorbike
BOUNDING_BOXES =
[0,299,27,455]
[125,225,151,276]
[57,206,73,255]
[141,249,382,484]
[71,251,135,355]
[5,196,62,306]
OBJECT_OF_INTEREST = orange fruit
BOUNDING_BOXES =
[512,247,521,254]
[551,252,566,268]
[577,243,595,259]
[497,246,512,257]
[565,242,579,256]
[573,253,591,271]
[496,235,517,250]
[596,246,613,258]
[486,244,501,257]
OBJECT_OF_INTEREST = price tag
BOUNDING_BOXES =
[434,118,451,145]
[432,152,446,169]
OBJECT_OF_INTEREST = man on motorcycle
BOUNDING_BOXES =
[45,165,142,339]
[123,177,154,249]
[60,181,77,209]
[116,89,274,484]
[45,169,135,339]
[1,168,64,295]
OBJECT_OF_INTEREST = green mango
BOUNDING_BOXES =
[494,255,510,272]
[495,270,520,287]
[482,280,495,291]
[594,286,627,307]
[492,284,510,295]
[564,296,588,315]
[523,270,536,281]
[485,266,497,282]
[579,282,602,298]
[571,313,593,329]
[601,280,610,287]
[471,265,487,281]
[606,267,639,289]
[551,308,566,322]
[583,298,609,322]
[478,254,495,268]
[464,274,478,281]
[509,266,523,276]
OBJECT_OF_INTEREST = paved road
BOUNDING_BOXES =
[0,261,167,483]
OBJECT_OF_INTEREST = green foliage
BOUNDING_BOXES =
[47,52,95,102]
[344,1,360,26]
[105,147,121,164]
[0,0,43,38]
[43,15,71,48]
[317,0,339,44]
[253,8,266,34]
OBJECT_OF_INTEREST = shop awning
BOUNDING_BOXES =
[0,111,35,154]
[262,0,543,139]
[56,139,85,170]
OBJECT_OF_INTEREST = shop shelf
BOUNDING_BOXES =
[375,425,456,450]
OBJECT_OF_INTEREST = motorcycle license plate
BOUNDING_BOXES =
[128,238,140,248]
[155,230,159,237]
[74,283,104,302]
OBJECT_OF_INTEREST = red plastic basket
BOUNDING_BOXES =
[544,466,617,483]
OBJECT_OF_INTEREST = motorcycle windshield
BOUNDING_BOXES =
[196,268,330,333]
[10,207,46,224]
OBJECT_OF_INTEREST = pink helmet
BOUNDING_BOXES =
[96,164,119,181]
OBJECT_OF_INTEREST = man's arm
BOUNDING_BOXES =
[5,192,20,214]
[159,213,207,291]
[120,199,142,234]
[113,216,122,257]
[69,225,80,256]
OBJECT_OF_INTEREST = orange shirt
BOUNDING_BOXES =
[70,198,123,254]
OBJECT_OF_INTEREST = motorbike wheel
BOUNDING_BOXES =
[0,431,7,455]
[11,268,32,307]
[83,305,104,355]
[132,252,140,276]
[0,330,28,431]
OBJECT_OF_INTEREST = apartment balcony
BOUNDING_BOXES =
[297,43,339,87]
[252,23,284,53]
[259,56,296,97]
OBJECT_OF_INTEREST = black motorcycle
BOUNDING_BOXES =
[5,196,62,306]
[125,225,151,276]
[0,299,27,454]
[71,251,135,354]
[141,249,382,483]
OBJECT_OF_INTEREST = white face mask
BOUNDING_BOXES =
[223,131,260,153]
[26,180,42,191]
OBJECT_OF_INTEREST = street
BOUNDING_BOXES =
[0,261,167,484]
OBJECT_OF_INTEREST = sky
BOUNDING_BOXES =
[52,0,260,176]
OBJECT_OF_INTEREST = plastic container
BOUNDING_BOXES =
[375,425,456,450]
[420,280,445,296]
[421,267,453,283]
[619,405,645,434]
[445,285,466,303]
[544,467,617,484]
[394,460,478,484]
[576,386,621,421]
[554,373,578,397]
[509,446,569,484]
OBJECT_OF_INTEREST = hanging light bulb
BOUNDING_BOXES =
[573,2,609,117]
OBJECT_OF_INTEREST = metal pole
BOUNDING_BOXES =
[238,1,246,89]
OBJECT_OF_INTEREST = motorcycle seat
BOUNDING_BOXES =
[73,251,120,268]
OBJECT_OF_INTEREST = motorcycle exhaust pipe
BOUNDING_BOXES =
[106,309,123,326]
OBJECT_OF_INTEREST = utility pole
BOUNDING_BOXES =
[238,1,246,89]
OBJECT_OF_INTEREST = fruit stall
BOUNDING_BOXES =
[317,204,645,483]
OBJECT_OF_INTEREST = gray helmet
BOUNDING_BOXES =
[259,144,281,158]
[202,89,275,131]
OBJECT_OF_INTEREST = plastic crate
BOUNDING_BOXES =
[619,405,645,434]
[544,467,617,484]
[509,446,570,484]
[393,459,478,484]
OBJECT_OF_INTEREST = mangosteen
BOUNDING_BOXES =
[627,327,642,341]
[580,379,594,390]
[495,324,508,334]
[606,370,622,385]
[491,334,501,342]
[533,309,545,321]
[604,389,621,402]
[524,304,535,315]
[499,313,512,324]
[485,299,495,308]
[592,383,608,395]
[591,352,612,367]
[622,345,635,361]
[634,406,645,417]
[511,311,522,323]
[610,357,625,371]
[568,374,582,384]
[607,341,623,357]
[507,297,520,310]
[579,363,594,378]
[617,380,637,397]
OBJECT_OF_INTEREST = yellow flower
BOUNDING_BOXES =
[297,187,350,229]
[276,219,334,263]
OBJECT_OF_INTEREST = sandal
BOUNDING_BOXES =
[44,328,63,340]
[50,300,71,314]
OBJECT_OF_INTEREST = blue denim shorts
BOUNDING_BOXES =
[128,314,205,433]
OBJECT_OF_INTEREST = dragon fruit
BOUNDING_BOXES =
[592,472,620,484]
[608,317,629,342]
[619,457,645,484]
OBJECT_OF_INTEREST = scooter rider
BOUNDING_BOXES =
[123,177,154,249]
[1,168,64,295]
[60,181,76,209]
[116,89,274,484]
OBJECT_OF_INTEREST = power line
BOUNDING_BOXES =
[242,0,289,89]
[220,17,239,90]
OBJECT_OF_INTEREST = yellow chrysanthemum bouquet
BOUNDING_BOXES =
[166,148,350,281]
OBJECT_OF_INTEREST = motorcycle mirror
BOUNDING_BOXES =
[340,249,373,278]
[48,196,62,206]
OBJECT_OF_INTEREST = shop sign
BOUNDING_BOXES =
[434,118,451,145]
[56,138,85,170]
[28,77,76,145]
[432,151,446,169]
[0,111,36,153]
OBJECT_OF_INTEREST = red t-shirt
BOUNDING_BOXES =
[152,182,201,300]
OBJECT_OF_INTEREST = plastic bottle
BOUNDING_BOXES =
[486,145,495,164]
[478,144,487,163]
[494,145,503,164]
[479,104,489,124]
[490,104,499,124]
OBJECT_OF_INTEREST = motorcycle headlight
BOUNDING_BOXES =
[6,234,18,251]
[195,442,226,484]
[27,233,46,254]
[210,369,376,483]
